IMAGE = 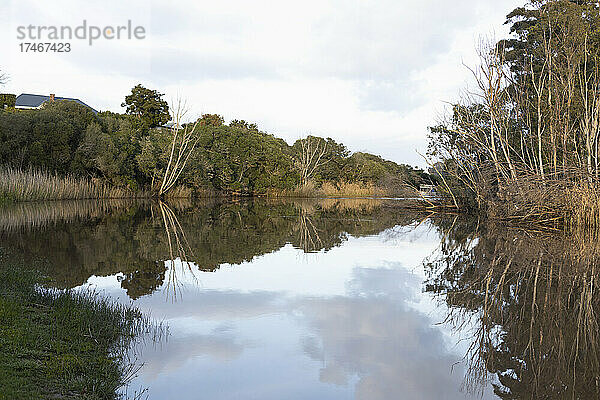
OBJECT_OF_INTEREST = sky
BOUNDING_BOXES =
[1,0,523,167]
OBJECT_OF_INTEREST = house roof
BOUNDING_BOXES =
[15,93,98,114]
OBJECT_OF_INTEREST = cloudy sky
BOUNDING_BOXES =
[1,0,522,166]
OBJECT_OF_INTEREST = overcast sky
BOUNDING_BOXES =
[1,0,522,167]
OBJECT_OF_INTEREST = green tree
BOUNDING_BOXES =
[230,119,258,131]
[292,136,350,184]
[121,84,170,131]
[0,101,96,172]
[198,114,225,127]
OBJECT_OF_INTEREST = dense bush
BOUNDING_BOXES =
[0,94,15,109]
[0,99,432,196]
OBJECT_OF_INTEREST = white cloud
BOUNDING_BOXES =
[1,0,523,166]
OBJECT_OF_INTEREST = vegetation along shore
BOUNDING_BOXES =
[428,0,600,229]
[0,246,162,400]
[0,85,433,202]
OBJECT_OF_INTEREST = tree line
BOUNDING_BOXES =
[0,84,431,197]
[428,0,600,226]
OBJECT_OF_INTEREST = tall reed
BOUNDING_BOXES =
[320,181,387,197]
[268,180,388,198]
[0,166,141,202]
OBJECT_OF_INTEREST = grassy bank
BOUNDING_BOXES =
[268,181,403,198]
[0,248,156,400]
[0,167,418,203]
[0,167,143,203]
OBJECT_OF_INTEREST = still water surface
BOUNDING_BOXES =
[2,198,595,399]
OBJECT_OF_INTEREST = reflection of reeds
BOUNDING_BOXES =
[268,197,385,214]
[426,222,600,397]
[0,199,147,232]
[318,198,383,212]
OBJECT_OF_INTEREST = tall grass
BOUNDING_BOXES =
[0,166,142,202]
[268,180,389,198]
[488,175,600,230]
[567,181,600,230]
[320,181,387,197]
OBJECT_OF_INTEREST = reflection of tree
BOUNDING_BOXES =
[425,219,600,398]
[0,199,428,299]
[294,204,323,252]
[159,201,196,301]
[120,260,166,300]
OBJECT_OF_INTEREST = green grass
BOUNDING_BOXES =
[0,249,158,400]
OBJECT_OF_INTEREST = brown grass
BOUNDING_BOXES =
[0,167,142,202]
[488,174,600,230]
[566,181,600,230]
[320,181,387,197]
[267,181,388,198]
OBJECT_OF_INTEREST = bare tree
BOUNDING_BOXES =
[0,69,7,86]
[158,98,200,197]
[296,136,329,186]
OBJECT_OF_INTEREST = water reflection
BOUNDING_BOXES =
[425,219,600,398]
[0,198,427,299]
[296,266,474,399]
[0,199,499,399]
[103,242,478,400]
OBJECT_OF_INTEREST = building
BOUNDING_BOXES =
[15,93,98,114]
[419,184,436,195]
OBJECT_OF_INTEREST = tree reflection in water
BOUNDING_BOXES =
[4,198,599,397]
[158,201,197,301]
[425,217,600,399]
[0,198,427,300]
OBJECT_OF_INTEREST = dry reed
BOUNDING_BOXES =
[0,166,144,202]
[319,181,387,197]
[267,180,388,198]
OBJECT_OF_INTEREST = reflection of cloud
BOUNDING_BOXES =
[132,290,285,380]
[137,290,285,320]
[138,326,248,379]
[133,265,486,398]
[296,267,475,400]
[346,264,420,299]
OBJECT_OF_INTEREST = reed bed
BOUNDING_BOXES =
[0,166,142,202]
[320,181,387,197]
[0,199,146,232]
[268,180,389,198]
[566,181,600,231]
[486,174,600,231]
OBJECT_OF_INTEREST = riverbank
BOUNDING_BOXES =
[0,248,155,400]
[0,166,144,203]
[0,167,420,203]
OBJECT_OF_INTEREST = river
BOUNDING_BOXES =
[1,198,594,399]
